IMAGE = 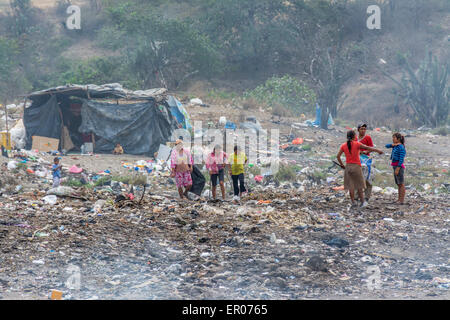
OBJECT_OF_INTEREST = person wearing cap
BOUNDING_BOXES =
[170,140,194,199]
[357,123,375,202]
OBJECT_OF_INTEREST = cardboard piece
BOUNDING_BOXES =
[32,136,60,152]
[51,290,63,300]
[61,126,75,151]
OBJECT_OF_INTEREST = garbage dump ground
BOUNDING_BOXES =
[1,104,449,300]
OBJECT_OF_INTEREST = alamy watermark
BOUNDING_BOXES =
[66,5,81,30]
[65,264,81,290]
[367,5,381,30]
[172,121,280,175]
[366,265,382,291]
[64,4,380,32]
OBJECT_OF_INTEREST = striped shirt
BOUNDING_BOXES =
[385,144,406,168]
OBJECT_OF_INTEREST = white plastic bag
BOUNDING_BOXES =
[42,195,57,205]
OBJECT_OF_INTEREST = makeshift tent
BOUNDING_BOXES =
[79,101,175,155]
[23,83,180,156]
[167,95,192,130]
[24,95,62,146]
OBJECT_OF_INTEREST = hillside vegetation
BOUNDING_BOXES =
[0,0,448,128]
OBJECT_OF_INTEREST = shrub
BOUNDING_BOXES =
[271,103,294,117]
[63,178,84,188]
[274,164,297,182]
[432,126,448,136]
[94,176,111,186]
[302,144,312,151]
[244,75,316,116]
[131,174,147,186]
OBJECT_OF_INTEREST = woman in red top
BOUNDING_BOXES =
[337,130,383,208]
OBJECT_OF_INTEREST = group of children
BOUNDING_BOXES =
[337,124,407,207]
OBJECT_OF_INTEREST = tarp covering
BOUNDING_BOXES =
[27,83,168,102]
[23,84,182,155]
[306,104,334,127]
[167,95,192,130]
[79,100,177,156]
[24,95,62,150]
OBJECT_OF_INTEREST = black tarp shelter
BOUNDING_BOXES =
[23,83,180,156]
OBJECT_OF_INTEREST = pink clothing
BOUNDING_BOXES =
[175,171,192,188]
[205,151,228,174]
[170,148,193,169]
[391,161,405,169]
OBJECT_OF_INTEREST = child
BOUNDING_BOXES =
[206,144,228,200]
[337,130,383,208]
[52,157,62,188]
[113,143,124,155]
[228,145,247,202]
[386,133,406,205]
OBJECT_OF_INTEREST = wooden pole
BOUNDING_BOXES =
[4,100,9,149]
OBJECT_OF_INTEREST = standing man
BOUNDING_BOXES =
[228,146,247,202]
[170,140,193,199]
[357,123,375,203]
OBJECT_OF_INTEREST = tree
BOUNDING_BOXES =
[0,37,31,138]
[197,0,301,74]
[305,1,364,130]
[0,37,31,102]
[382,51,449,127]
[100,1,221,89]
[9,0,34,36]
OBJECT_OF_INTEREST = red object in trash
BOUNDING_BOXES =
[69,165,83,174]
[254,175,263,183]
[292,138,304,145]
[128,193,135,200]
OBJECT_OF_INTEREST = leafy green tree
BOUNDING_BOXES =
[9,0,34,36]
[99,1,221,89]
[196,0,300,73]
[0,37,31,103]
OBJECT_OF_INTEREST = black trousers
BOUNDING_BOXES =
[232,173,246,196]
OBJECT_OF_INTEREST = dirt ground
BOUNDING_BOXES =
[1,100,449,300]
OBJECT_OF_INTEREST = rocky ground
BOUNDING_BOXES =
[0,182,448,300]
[1,103,449,300]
